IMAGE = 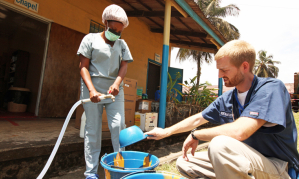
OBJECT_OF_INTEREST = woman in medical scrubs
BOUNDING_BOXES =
[77,4,133,179]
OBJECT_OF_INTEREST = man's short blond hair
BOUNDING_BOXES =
[215,40,256,72]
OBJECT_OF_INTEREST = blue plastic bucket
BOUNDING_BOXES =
[121,171,186,179]
[100,151,159,179]
[119,126,148,148]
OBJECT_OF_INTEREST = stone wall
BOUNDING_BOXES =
[165,102,218,128]
[0,133,193,179]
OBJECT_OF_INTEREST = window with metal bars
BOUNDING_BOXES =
[89,20,105,33]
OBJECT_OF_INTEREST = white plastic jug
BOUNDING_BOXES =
[80,112,86,138]
[145,112,158,132]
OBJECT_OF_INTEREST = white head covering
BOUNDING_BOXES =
[102,4,129,28]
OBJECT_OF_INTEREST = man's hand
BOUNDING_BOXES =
[108,83,119,96]
[182,134,199,161]
[145,127,171,140]
[89,90,102,103]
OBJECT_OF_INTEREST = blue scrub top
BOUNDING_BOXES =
[202,76,299,170]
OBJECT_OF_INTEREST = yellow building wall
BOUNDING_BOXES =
[3,0,165,92]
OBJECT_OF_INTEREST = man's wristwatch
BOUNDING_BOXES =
[191,128,199,140]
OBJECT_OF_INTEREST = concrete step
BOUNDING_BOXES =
[0,117,195,179]
[0,118,209,179]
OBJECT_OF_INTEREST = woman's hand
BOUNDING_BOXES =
[89,90,102,103]
[182,134,199,161]
[108,83,119,96]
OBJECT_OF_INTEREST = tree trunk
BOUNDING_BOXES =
[196,61,201,86]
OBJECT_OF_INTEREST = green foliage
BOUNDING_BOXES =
[167,72,183,103]
[254,50,280,78]
[155,161,181,176]
[205,81,212,86]
[179,76,217,108]
[197,0,240,41]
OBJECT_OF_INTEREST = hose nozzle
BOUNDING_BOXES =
[103,94,115,102]
[81,94,115,103]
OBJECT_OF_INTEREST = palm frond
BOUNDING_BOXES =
[271,60,281,64]
[254,50,280,78]
[197,0,240,41]
[211,4,240,18]
[209,17,239,40]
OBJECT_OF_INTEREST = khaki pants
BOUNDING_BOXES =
[176,136,290,179]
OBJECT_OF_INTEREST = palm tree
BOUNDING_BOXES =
[198,0,240,41]
[176,49,213,86]
[254,50,280,78]
[176,0,240,86]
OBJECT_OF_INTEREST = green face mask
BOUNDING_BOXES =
[105,28,120,41]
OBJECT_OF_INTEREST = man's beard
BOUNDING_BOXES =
[223,70,244,87]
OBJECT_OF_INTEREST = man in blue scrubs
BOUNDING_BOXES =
[146,40,299,178]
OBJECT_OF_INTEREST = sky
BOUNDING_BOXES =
[170,0,299,85]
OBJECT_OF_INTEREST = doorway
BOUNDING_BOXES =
[0,3,50,116]
[146,60,161,100]
[168,67,183,102]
